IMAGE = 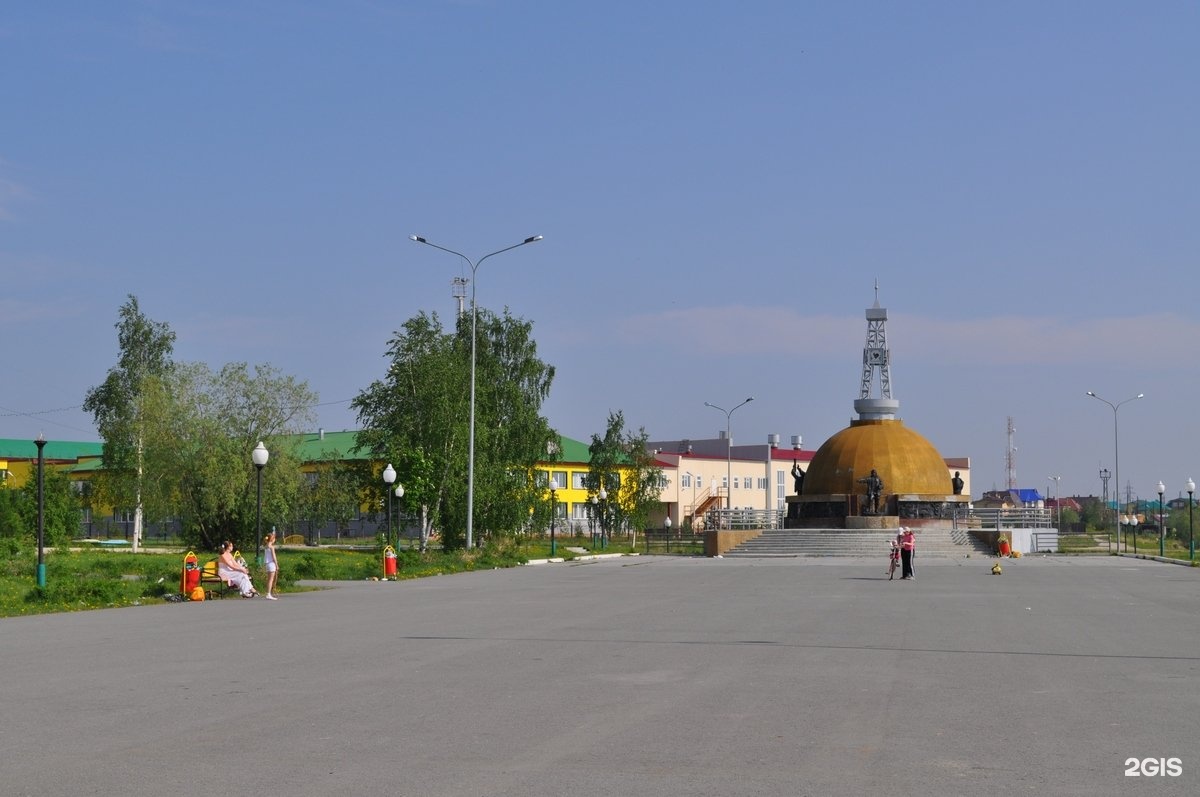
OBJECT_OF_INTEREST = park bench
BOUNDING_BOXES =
[199,560,236,598]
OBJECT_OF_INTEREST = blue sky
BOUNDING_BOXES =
[2,1,1197,501]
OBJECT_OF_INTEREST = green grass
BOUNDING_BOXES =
[0,541,544,617]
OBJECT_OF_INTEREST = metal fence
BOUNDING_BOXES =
[967,507,1054,529]
[642,529,705,555]
[703,508,786,530]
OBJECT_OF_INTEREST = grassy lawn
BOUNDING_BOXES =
[0,535,654,618]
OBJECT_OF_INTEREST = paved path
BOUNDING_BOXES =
[3,555,1199,796]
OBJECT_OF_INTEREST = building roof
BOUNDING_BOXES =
[0,439,104,461]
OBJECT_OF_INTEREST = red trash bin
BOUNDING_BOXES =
[383,545,398,577]
[181,551,201,595]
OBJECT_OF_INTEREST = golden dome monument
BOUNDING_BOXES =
[788,287,969,529]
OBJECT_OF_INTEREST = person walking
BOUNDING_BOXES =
[899,527,916,580]
[263,528,280,600]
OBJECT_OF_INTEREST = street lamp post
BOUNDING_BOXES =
[1099,468,1111,551]
[35,434,46,588]
[252,442,269,565]
[548,478,559,557]
[395,483,405,550]
[599,487,608,549]
[1087,391,1143,557]
[664,514,672,553]
[704,397,754,520]
[589,494,598,549]
[382,463,396,548]
[1048,476,1062,530]
[1187,478,1195,562]
[1157,481,1166,558]
[411,234,543,550]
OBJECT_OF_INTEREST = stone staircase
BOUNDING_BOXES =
[721,526,994,558]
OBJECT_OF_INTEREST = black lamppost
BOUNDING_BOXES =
[548,478,559,557]
[589,494,598,548]
[1099,468,1111,551]
[35,435,46,588]
[1157,481,1166,558]
[410,233,543,550]
[252,441,269,565]
[1187,478,1195,562]
[599,487,608,549]
[383,463,396,548]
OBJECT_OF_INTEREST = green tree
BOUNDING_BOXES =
[83,295,176,552]
[16,467,80,548]
[353,309,556,550]
[0,484,28,539]
[139,362,317,552]
[585,411,664,542]
[297,456,369,545]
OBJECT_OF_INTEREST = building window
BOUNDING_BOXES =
[551,470,568,490]
[572,472,587,489]
[681,473,692,488]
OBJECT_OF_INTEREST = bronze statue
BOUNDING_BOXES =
[791,461,805,494]
[951,471,964,495]
[858,468,883,515]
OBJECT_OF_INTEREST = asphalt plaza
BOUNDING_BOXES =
[3,554,1199,797]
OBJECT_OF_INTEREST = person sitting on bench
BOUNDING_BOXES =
[217,541,258,598]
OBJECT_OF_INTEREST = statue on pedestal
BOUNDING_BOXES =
[858,469,883,515]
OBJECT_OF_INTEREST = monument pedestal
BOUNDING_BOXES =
[846,515,900,530]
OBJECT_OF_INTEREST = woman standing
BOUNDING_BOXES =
[899,527,916,580]
[263,529,279,600]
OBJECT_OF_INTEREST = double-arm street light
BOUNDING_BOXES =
[705,397,754,513]
[411,234,543,550]
[252,441,269,565]
[1048,476,1062,529]
[383,463,396,548]
[1087,391,1143,556]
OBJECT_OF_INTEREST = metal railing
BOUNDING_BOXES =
[704,508,785,530]
[969,507,1053,529]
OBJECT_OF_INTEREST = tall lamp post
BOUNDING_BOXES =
[1048,476,1062,529]
[252,441,269,565]
[1157,481,1166,558]
[589,493,598,549]
[411,233,543,550]
[1087,391,1143,556]
[1187,478,1195,562]
[704,397,754,517]
[395,483,405,549]
[599,487,608,549]
[548,478,559,557]
[1099,468,1111,551]
[382,463,396,548]
[35,434,46,588]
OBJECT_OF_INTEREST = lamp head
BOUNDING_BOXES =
[1188,478,1196,494]
[524,235,543,244]
[252,441,269,467]
[383,463,396,485]
[1157,481,1165,495]
[410,234,425,243]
